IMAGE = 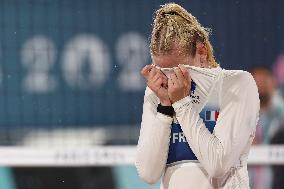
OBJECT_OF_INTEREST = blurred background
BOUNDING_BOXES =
[0,0,284,188]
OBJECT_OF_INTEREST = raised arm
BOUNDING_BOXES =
[135,87,172,184]
[172,72,260,177]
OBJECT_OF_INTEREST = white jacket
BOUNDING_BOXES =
[135,67,260,189]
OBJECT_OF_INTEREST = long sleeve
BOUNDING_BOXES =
[172,71,260,178]
[135,87,173,184]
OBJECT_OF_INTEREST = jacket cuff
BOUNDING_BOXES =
[172,96,192,112]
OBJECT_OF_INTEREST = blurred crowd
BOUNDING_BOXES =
[249,53,284,189]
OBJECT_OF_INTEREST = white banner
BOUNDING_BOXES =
[0,145,283,166]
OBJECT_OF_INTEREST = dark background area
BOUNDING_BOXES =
[0,0,283,128]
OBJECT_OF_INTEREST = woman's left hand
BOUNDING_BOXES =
[168,65,191,103]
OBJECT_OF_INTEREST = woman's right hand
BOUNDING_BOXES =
[141,65,171,106]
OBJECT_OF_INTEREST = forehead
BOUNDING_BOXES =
[152,54,192,68]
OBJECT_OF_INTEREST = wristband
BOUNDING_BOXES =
[157,104,174,117]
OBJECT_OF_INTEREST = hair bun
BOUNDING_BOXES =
[163,11,178,16]
[159,3,182,16]
[157,3,195,24]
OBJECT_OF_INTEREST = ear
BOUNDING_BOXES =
[196,42,207,60]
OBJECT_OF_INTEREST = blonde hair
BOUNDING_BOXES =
[150,3,218,67]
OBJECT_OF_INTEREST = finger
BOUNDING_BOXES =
[154,70,168,87]
[141,65,152,79]
[148,66,157,80]
[148,71,166,90]
[151,72,161,83]
[150,77,164,92]
[155,70,169,85]
[168,75,174,89]
[157,69,168,81]
[167,75,175,102]
[179,64,191,82]
[148,76,161,92]
[154,77,163,88]
[178,66,190,88]
[170,72,179,85]
[162,77,168,89]
[173,67,184,85]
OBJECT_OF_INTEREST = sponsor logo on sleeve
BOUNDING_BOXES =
[190,80,200,104]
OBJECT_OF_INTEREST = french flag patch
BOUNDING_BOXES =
[205,110,219,121]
